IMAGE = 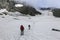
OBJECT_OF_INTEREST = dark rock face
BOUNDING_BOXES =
[0,0,41,16]
[0,0,9,9]
[0,0,16,11]
[14,6,41,16]
[6,1,17,12]
[52,9,60,17]
[40,8,51,10]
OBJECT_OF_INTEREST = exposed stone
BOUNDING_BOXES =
[0,0,41,16]
[52,9,60,17]
[14,6,41,16]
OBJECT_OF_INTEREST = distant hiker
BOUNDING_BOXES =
[28,25,31,30]
[20,25,24,35]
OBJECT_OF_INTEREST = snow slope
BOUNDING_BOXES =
[0,9,60,40]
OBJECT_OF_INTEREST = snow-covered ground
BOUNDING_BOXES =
[0,9,60,40]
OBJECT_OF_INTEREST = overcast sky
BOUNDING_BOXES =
[15,0,60,8]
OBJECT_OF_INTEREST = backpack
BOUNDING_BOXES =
[20,25,24,31]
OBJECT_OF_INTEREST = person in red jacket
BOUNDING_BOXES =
[20,25,24,35]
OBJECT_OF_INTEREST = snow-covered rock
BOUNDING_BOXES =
[36,9,53,16]
[15,4,23,7]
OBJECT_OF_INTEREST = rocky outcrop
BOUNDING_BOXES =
[13,6,41,16]
[0,0,41,16]
[52,9,60,17]
[0,0,15,9]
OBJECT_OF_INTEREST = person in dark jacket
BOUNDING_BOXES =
[20,25,24,35]
[28,25,31,30]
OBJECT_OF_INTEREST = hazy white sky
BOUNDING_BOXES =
[15,0,60,8]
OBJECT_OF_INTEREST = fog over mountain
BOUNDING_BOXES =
[15,0,60,8]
